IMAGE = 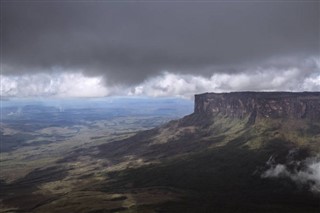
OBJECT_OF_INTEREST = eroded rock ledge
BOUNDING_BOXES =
[194,92,320,121]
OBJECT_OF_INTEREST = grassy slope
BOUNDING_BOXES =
[97,113,320,212]
[1,112,320,212]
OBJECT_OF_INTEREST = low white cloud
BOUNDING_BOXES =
[1,57,319,98]
[1,72,110,98]
[128,61,319,98]
[262,156,320,193]
[302,75,320,91]
[128,72,221,98]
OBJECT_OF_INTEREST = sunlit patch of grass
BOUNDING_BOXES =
[0,208,19,213]
[0,200,18,213]
[0,157,59,183]
[32,189,180,213]
[229,116,320,151]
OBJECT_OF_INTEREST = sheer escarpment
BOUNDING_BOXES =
[194,92,320,123]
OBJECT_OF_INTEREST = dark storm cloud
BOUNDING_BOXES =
[2,1,319,84]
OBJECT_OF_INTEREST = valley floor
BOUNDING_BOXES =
[1,107,320,212]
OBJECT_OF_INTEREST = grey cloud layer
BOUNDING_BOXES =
[2,1,319,85]
[1,57,319,98]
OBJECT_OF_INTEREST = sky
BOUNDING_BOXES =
[1,0,319,98]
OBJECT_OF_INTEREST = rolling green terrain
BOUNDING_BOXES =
[1,95,320,212]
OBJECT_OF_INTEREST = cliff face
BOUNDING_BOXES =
[194,92,320,122]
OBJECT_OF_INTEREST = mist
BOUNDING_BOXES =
[262,155,320,193]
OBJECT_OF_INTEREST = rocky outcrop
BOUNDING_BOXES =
[194,92,320,121]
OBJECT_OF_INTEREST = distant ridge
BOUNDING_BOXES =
[194,92,320,122]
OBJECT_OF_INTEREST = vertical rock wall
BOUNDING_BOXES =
[194,92,320,120]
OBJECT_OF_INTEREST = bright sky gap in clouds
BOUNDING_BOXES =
[1,1,319,98]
